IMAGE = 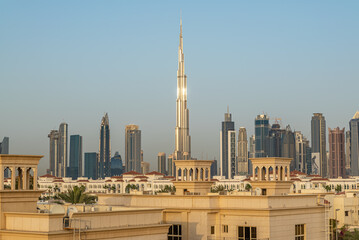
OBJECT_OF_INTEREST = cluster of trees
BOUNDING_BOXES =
[324,185,342,193]
[157,185,176,193]
[39,185,97,204]
[210,184,252,193]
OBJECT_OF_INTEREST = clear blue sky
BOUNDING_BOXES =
[1,1,358,175]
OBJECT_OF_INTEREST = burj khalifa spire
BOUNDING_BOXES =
[174,19,191,160]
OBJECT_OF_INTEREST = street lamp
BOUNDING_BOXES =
[335,209,340,240]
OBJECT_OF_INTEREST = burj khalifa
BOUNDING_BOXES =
[174,20,191,160]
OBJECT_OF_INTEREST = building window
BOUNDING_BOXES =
[345,211,349,216]
[238,226,257,240]
[295,224,305,240]
[223,225,228,233]
[168,224,182,240]
[211,226,215,234]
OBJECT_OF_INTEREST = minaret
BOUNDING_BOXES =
[174,19,191,160]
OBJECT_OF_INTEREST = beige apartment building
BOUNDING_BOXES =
[99,158,326,240]
[0,154,170,240]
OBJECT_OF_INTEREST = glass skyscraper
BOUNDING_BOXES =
[111,152,123,176]
[350,111,359,176]
[0,137,9,154]
[68,134,82,179]
[85,152,98,180]
[220,111,235,179]
[311,113,327,177]
[255,114,269,158]
[99,113,111,178]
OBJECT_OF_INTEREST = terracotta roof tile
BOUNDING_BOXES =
[40,174,56,178]
[123,171,142,175]
[145,171,165,176]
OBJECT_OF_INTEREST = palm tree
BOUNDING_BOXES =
[245,184,252,191]
[58,185,97,204]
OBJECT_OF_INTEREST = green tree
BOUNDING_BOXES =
[58,185,97,204]
[245,184,252,191]
[335,185,342,193]
[158,185,176,193]
[324,185,331,192]
[125,184,139,193]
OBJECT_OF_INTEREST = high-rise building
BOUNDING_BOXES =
[174,20,191,161]
[237,127,248,176]
[294,131,309,173]
[220,111,235,179]
[211,159,218,177]
[48,130,59,176]
[111,152,123,176]
[68,135,82,179]
[84,152,98,180]
[268,123,284,157]
[249,135,256,175]
[345,130,351,176]
[99,113,111,178]
[311,113,327,177]
[255,114,270,158]
[306,145,312,175]
[125,125,141,173]
[158,152,166,174]
[328,127,346,178]
[350,111,359,176]
[167,154,174,176]
[282,125,295,171]
[141,162,150,174]
[0,137,9,154]
[58,123,68,177]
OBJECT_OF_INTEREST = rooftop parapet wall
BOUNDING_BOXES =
[4,209,164,233]
[98,194,323,211]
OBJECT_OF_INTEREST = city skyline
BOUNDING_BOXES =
[1,1,359,175]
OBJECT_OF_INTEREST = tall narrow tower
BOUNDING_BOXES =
[311,113,327,177]
[174,20,191,160]
[99,113,111,178]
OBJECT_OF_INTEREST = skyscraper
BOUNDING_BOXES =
[174,20,191,161]
[345,130,351,176]
[58,123,68,177]
[255,114,269,158]
[237,127,248,176]
[84,152,98,180]
[125,125,141,173]
[248,135,256,175]
[328,127,346,178]
[268,123,284,157]
[167,154,174,176]
[311,113,327,177]
[220,111,235,179]
[68,135,82,179]
[0,137,9,154]
[294,131,309,173]
[111,152,123,176]
[282,125,295,170]
[48,130,59,176]
[158,152,166,174]
[211,159,218,177]
[99,113,111,178]
[350,111,359,176]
